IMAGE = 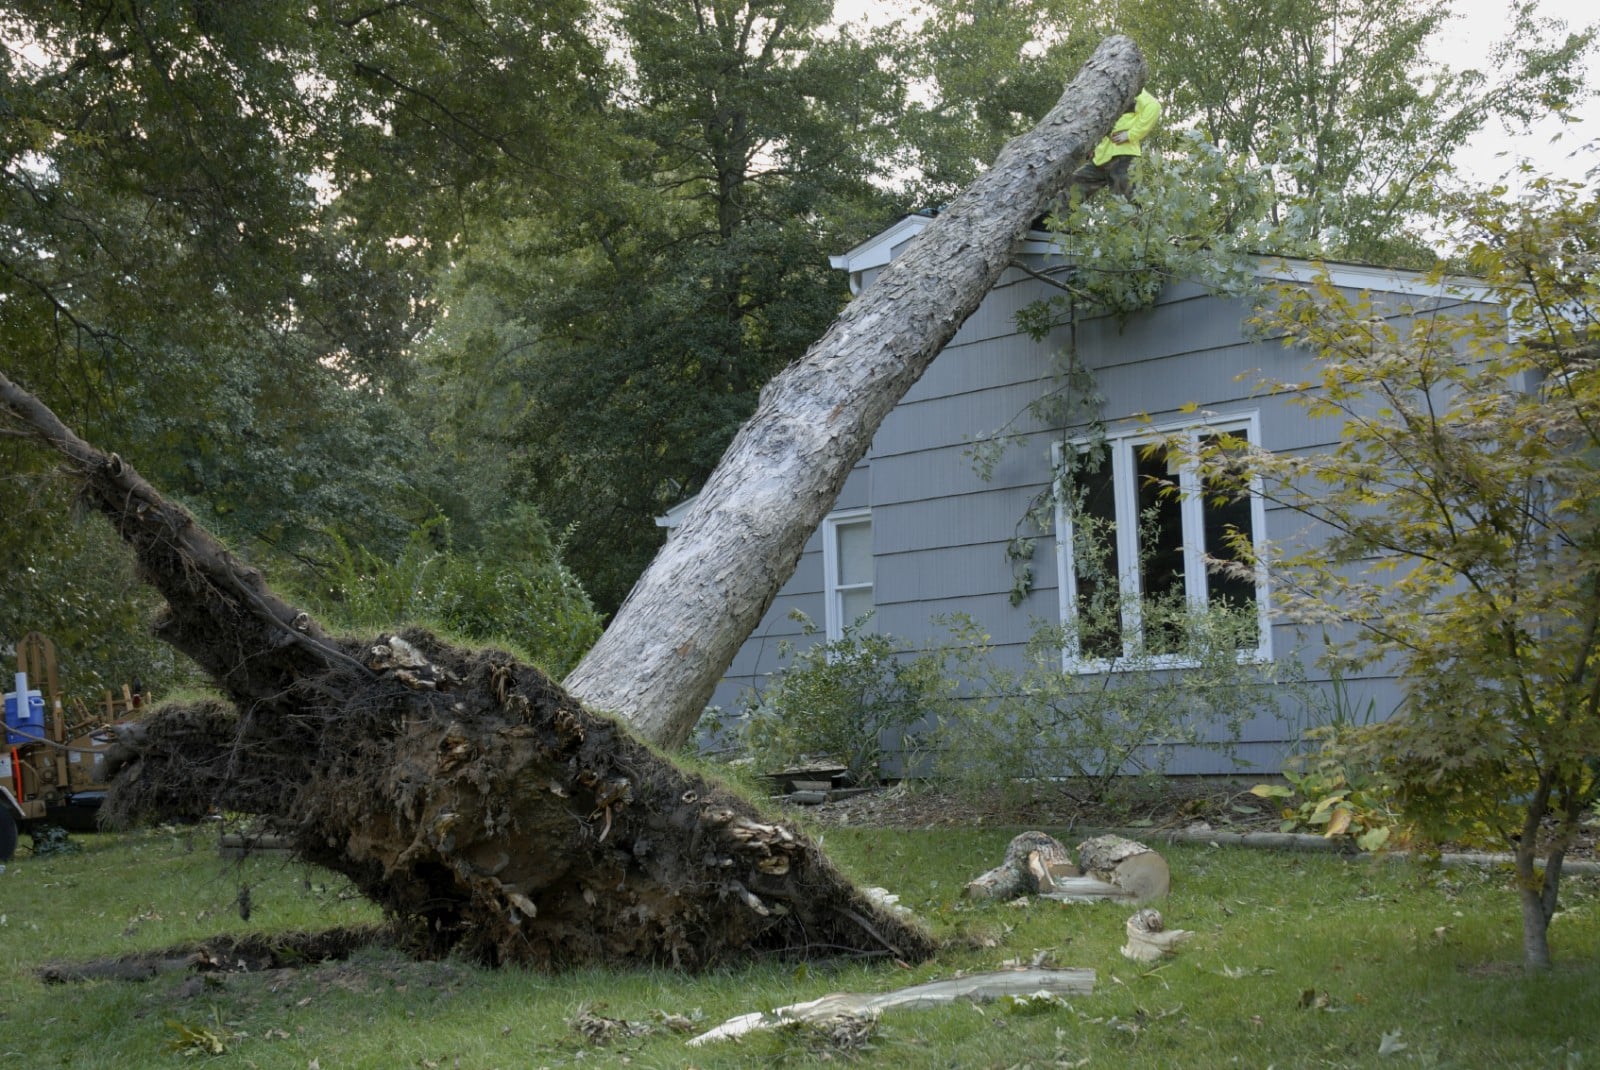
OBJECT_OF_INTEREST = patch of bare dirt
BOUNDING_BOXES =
[36,925,387,984]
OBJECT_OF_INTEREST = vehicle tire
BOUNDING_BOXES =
[0,805,17,863]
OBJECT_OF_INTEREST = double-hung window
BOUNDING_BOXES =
[823,510,874,641]
[1054,416,1269,667]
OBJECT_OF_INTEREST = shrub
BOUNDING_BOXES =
[932,606,1287,812]
[737,614,955,785]
[300,511,602,678]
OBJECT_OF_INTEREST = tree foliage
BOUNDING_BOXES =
[0,0,609,683]
[428,0,906,611]
[1201,175,1600,972]
[905,0,1594,263]
[293,513,603,679]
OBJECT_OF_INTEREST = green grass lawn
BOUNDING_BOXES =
[2,822,1597,1068]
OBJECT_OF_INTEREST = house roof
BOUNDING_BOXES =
[831,214,1493,304]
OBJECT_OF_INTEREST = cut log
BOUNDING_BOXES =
[965,831,1074,901]
[564,36,1151,749]
[966,832,1171,905]
[688,966,1097,1045]
[1069,834,1171,904]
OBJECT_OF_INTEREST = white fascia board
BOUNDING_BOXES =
[655,493,700,530]
[1257,257,1494,305]
[831,219,1492,307]
[828,215,932,273]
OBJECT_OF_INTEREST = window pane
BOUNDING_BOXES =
[1067,448,1121,658]
[836,521,872,586]
[1135,442,1186,654]
[840,587,875,632]
[1200,431,1258,622]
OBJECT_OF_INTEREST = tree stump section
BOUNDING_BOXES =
[964,831,1074,901]
[1052,834,1171,904]
[1120,908,1193,962]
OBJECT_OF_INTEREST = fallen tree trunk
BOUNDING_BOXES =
[565,36,1149,749]
[0,371,934,970]
[0,35,1147,970]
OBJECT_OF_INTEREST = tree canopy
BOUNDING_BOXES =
[1,0,1594,687]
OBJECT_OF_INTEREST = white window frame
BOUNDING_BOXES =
[1053,413,1271,671]
[822,509,874,642]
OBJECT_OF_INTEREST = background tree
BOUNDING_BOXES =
[1199,175,1600,972]
[1129,0,1594,262]
[897,0,1096,195]
[429,0,907,612]
[0,0,608,685]
[902,0,1594,263]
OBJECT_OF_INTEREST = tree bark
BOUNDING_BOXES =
[964,831,1074,901]
[1073,834,1171,904]
[689,967,1097,1045]
[564,36,1149,749]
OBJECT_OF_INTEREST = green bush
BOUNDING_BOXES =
[1254,724,1409,851]
[738,614,956,785]
[932,606,1287,812]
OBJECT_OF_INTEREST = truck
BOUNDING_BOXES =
[1,632,143,862]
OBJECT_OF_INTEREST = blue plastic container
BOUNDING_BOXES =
[4,689,45,746]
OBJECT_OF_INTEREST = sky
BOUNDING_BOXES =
[1439,0,1597,187]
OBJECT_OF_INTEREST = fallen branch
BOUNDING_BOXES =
[688,966,1097,1045]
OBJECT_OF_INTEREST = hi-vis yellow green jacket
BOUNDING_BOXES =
[1091,89,1161,167]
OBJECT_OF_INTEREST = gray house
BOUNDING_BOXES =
[674,214,1493,775]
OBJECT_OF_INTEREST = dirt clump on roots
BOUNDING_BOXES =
[106,630,935,971]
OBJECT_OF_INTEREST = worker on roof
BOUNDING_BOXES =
[1070,88,1161,203]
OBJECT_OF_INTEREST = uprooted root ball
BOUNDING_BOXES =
[106,629,936,971]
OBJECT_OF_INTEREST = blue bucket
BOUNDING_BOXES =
[4,690,45,746]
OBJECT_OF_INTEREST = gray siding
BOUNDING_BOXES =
[705,253,1492,776]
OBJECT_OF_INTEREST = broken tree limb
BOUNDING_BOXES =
[0,371,936,971]
[688,966,1097,1045]
[564,37,1150,749]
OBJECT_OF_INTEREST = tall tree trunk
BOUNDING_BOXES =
[564,35,1148,749]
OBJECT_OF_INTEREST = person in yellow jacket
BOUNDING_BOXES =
[1070,88,1161,202]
